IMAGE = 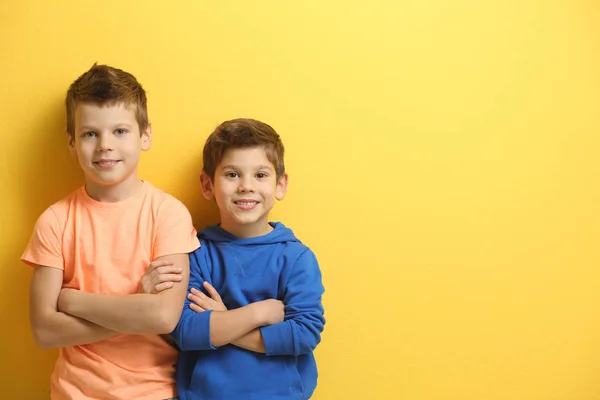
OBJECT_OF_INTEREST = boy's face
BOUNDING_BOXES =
[68,102,151,199]
[201,146,288,238]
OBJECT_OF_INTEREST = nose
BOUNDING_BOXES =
[96,133,114,152]
[237,176,254,192]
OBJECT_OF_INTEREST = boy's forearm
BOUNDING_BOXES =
[172,304,264,351]
[231,329,266,353]
[60,289,177,335]
[34,311,118,348]
[30,265,119,348]
[209,305,264,347]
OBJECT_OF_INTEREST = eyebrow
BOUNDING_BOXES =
[221,164,274,171]
[78,123,133,132]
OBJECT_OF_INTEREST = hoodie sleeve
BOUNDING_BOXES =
[170,249,217,351]
[260,249,326,356]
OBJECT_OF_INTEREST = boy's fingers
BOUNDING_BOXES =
[154,282,174,293]
[155,266,182,275]
[187,293,202,305]
[152,265,181,275]
[190,288,207,300]
[155,274,183,284]
[189,303,205,313]
[148,267,181,282]
[188,293,213,309]
[203,281,222,301]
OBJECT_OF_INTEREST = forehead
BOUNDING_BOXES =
[217,146,274,169]
[74,102,138,128]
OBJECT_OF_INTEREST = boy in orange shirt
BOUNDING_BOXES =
[21,63,199,400]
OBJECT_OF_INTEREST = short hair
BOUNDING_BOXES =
[65,63,148,137]
[203,118,285,180]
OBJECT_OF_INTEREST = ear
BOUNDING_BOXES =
[66,131,76,156]
[141,123,152,151]
[275,173,288,201]
[200,171,215,200]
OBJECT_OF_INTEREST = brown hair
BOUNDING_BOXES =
[203,118,285,180]
[66,63,148,137]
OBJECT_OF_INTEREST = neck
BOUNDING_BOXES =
[220,220,274,239]
[85,178,143,203]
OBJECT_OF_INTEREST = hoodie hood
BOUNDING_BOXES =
[198,222,299,246]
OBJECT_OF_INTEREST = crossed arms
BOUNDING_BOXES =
[170,249,326,356]
[29,254,188,348]
[29,247,326,357]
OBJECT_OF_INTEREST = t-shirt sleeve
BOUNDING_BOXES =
[153,197,200,258]
[21,207,64,270]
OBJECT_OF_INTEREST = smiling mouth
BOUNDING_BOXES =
[94,160,120,167]
[234,201,258,206]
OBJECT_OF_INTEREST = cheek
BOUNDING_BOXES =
[217,181,236,194]
[124,142,141,154]
[264,183,278,196]
[75,146,91,160]
[212,189,229,204]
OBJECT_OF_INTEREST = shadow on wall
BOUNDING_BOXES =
[2,97,81,396]
[177,146,221,232]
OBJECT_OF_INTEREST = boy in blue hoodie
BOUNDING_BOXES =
[168,118,326,399]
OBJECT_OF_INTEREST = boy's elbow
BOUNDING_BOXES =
[32,325,60,349]
[297,332,321,355]
[295,318,325,355]
[33,333,53,349]
[168,311,211,351]
[153,308,181,335]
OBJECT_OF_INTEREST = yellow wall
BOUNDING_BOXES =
[1,1,599,398]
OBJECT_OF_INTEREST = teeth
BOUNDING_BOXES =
[236,201,257,206]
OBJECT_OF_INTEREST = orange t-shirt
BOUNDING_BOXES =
[21,181,200,400]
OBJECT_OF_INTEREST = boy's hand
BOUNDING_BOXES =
[188,282,227,312]
[253,299,285,326]
[138,259,183,294]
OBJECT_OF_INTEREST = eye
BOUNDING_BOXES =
[115,129,128,135]
[83,131,97,138]
[225,172,239,178]
[256,172,268,179]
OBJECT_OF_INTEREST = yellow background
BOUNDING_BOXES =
[1,1,599,399]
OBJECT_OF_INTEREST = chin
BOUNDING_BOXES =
[234,218,259,225]
[232,216,262,226]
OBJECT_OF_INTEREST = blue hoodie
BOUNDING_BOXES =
[171,222,326,400]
